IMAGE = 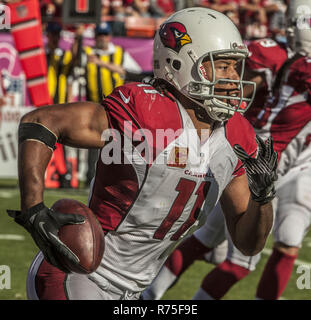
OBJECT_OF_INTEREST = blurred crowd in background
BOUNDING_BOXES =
[38,0,288,41]
[1,0,288,41]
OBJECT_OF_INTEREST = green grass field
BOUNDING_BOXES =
[0,184,310,300]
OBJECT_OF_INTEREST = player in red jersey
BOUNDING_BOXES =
[244,37,289,127]
[7,8,277,300]
[143,25,290,303]
[203,0,311,300]
[143,0,311,301]
[251,0,311,299]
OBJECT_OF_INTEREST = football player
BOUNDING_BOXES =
[253,0,311,299]
[143,0,311,301]
[8,8,277,300]
[202,0,311,300]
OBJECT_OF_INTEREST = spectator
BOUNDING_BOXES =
[81,22,141,185]
[46,22,73,105]
[101,0,111,18]
[199,0,239,13]
[265,0,287,42]
[101,0,127,36]
[101,0,111,17]
[198,0,240,26]
[239,0,268,39]
[150,0,176,17]
[111,0,126,18]
[110,0,127,35]
[174,0,188,11]
[130,0,163,18]
[40,0,63,23]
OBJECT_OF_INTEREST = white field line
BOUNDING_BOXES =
[46,190,90,197]
[0,234,25,240]
[0,188,89,199]
[0,191,15,198]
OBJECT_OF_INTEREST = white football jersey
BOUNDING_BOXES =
[87,82,257,292]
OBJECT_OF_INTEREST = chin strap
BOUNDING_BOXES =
[204,99,235,122]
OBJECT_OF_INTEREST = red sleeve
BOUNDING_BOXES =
[246,39,287,73]
[225,113,258,177]
[102,82,183,164]
[286,57,311,95]
[102,81,183,132]
[102,83,142,139]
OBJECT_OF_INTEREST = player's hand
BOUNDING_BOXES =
[7,202,85,272]
[233,135,278,204]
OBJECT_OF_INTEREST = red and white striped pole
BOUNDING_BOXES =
[8,0,52,107]
[8,0,71,188]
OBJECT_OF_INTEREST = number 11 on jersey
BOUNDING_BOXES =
[153,178,211,241]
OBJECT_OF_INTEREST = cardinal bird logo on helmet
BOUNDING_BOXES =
[159,22,192,53]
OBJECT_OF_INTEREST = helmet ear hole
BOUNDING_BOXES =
[172,60,182,70]
[166,58,171,64]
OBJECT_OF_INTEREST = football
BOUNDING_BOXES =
[51,199,105,274]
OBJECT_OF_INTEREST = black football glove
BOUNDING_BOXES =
[233,135,278,205]
[7,202,85,272]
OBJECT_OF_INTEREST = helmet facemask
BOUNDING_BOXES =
[187,49,256,122]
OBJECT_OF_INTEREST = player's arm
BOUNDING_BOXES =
[8,102,108,271]
[221,175,273,256]
[19,101,108,210]
[220,136,278,256]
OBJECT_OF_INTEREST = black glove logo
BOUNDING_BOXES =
[7,202,85,272]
